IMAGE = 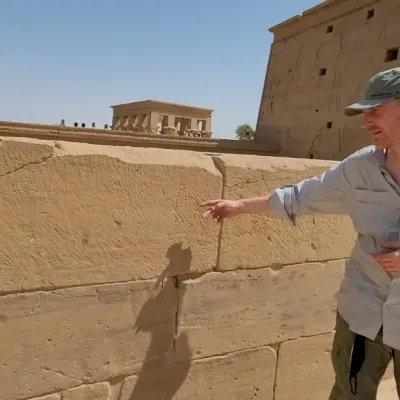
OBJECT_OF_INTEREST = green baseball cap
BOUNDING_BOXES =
[345,67,400,116]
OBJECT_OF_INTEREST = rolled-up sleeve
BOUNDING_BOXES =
[267,161,350,224]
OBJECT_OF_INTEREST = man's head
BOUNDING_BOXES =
[345,67,400,149]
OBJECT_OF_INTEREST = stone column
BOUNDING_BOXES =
[147,112,159,134]
[112,116,120,130]
[190,118,198,131]
[204,117,211,133]
[166,115,175,127]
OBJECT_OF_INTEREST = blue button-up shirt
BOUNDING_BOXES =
[267,145,400,349]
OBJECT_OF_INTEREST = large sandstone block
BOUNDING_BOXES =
[176,260,344,360]
[119,346,276,399]
[213,154,355,270]
[0,137,221,293]
[0,278,176,400]
[275,333,335,400]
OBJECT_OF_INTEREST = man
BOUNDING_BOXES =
[201,67,400,399]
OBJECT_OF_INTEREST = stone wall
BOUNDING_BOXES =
[0,120,279,155]
[256,0,400,160]
[0,136,391,400]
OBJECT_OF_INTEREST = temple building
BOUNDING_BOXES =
[111,100,213,138]
[255,0,400,160]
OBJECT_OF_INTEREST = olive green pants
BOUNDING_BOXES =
[329,312,400,399]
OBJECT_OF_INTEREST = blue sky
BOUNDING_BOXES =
[0,0,321,139]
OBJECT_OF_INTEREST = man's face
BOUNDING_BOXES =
[362,99,400,149]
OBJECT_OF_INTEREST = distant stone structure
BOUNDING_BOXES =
[111,100,213,138]
[256,0,400,160]
[0,120,278,155]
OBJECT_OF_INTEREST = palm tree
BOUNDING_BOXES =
[235,124,255,140]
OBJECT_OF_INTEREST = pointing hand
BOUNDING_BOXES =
[200,199,243,222]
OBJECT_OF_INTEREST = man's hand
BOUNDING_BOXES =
[200,199,243,222]
[371,241,400,273]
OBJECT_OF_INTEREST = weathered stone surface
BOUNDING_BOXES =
[108,380,123,400]
[120,346,276,399]
[0,137,221,293]
[176,260,343,360]
[0,278,176,400]
[31,395,60,400]
[63,383,110,400]
[275,333,335,400]
[119,376,139,400]
[0,138,54,176]
[215,154,355,270]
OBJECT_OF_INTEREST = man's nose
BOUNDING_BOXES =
[362,115,373,129]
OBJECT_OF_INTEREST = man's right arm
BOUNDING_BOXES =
[201,160,350,223]
[236,196,271,214]
[201,196,271,221]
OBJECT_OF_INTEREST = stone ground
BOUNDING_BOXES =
[378,378,398,399]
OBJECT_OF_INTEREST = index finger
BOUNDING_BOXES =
[200,199,221,208]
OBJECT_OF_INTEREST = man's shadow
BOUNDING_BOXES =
[129,243,192,399]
